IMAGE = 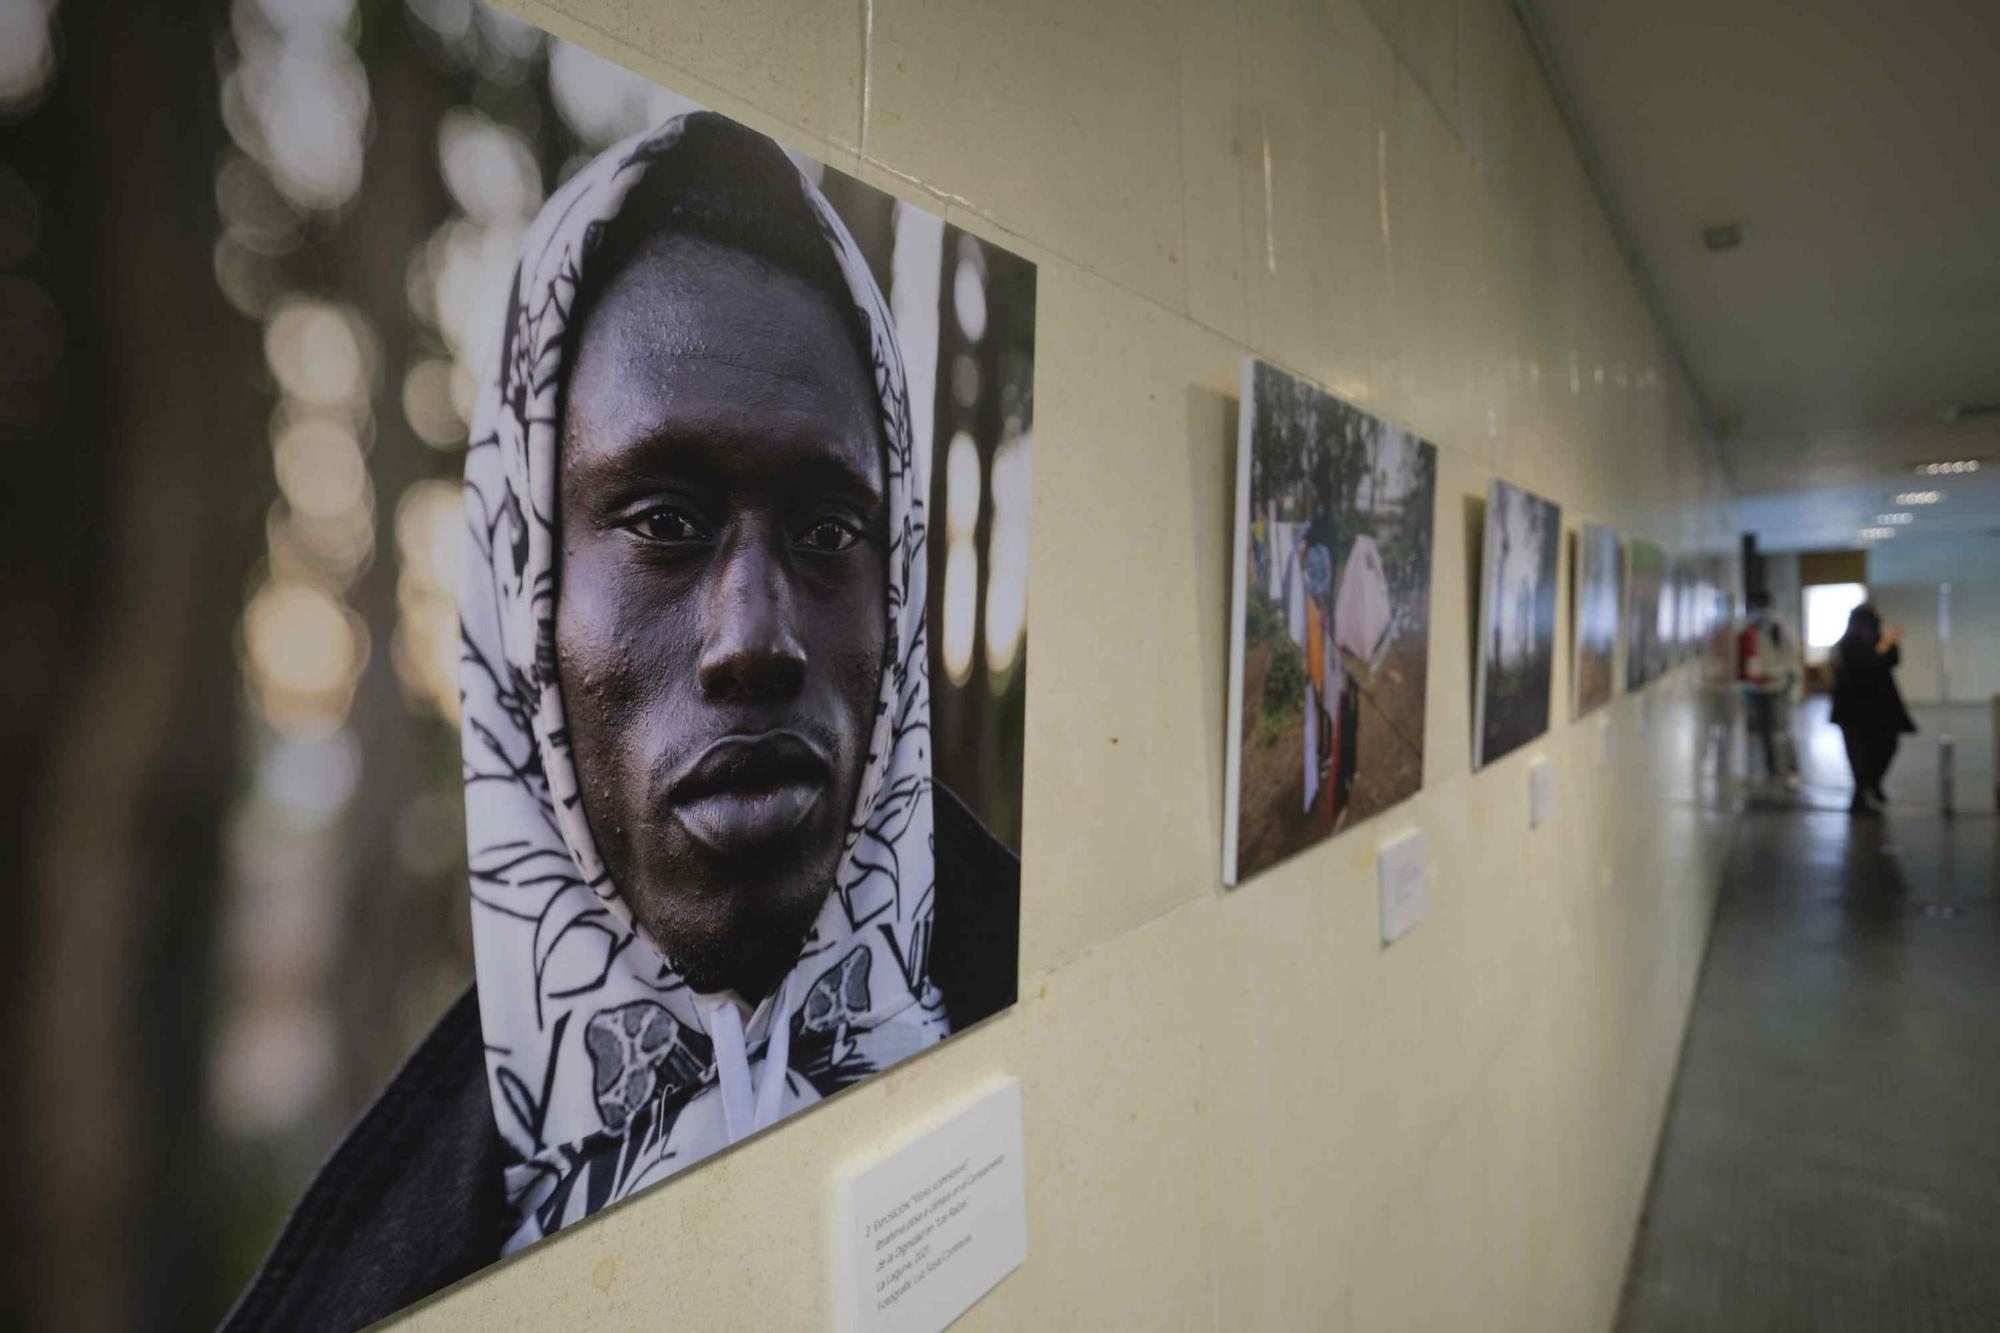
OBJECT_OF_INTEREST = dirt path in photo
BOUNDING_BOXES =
[1235,634,1429,878]
[1236,642,1335,878]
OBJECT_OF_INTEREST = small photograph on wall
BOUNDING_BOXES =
[3,6,1033,1326]
[1697,556,1739,676]
[1572,523,1620,718]
[1666,555,1688,661]
[1224,359,1440,885]
[1473,479,1563,768]
[1681,556,1705,652]
[1679,557,1706,658]
[1625,539,1669,688]
[1668,554,1694,662]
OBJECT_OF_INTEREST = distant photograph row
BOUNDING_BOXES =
[1224,358,1734,885]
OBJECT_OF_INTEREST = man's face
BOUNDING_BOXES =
[556,236,887,1000]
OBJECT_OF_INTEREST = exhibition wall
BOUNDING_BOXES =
[1868,533,2000,706]
[397,0,1739,1328]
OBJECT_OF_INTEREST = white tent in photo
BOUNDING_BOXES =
[1334,535,1393,671]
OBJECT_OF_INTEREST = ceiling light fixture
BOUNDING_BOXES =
[1893,490,1943,505]
[1875,512,1915,525]
[1915,459,1982,475]
[1859,527,1896,541]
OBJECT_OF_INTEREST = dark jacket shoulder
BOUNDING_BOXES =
[1831,634,1916,734]
[229,785,1020,1331]
[221,988,505,1333]
[929,781,1022,1032]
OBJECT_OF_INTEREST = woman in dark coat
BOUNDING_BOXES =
[1829,602,1916,814]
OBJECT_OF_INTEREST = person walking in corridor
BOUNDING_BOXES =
[1738,589,1802,788]
[1830,602,1915,814]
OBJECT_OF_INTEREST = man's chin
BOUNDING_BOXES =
[631,877,833,1000]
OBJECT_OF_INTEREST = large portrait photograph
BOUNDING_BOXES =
[0,4,1033,1330]
[1224,359,1439,885]
[1473,478,1561,768]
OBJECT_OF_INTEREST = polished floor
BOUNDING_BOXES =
[1617,698,2000,1332]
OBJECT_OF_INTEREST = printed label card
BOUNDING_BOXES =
[835,1077,1028,1333]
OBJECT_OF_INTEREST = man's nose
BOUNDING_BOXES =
[697,529,807,702]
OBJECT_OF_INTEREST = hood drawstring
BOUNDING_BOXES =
[698,974,796,1146]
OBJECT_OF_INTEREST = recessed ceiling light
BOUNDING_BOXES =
[1875,512,1915,525]
[1894,490,1943,505]
[1859,527,1896,541]
[1915,459,1983,475]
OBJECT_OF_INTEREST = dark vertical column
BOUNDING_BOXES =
[15,2,265,1328]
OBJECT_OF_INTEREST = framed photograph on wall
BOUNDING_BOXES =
[1473,478,1562,768]
[1223,359,1440,886]
[6,8,1034,1326]
[1625,539,1669,688]
[1666,554,1687,662]
[1573,522,1620,718]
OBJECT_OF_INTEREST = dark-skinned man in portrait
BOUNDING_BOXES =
[224,113,1020,1333]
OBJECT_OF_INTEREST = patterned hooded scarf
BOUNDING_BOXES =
[458,113,944,1253]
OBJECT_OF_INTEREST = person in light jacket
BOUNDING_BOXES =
[1739,589,1802,787]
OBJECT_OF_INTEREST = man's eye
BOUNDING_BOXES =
[797,517,861,553]
[629,507,709,543]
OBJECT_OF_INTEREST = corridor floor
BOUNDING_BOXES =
[1616,700,2000,1332]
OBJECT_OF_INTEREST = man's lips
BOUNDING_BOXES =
[667,731,831,857]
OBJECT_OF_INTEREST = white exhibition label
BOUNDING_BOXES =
[1377,827,1429,944]
[835,1076,1027,1333]
[1528,756,1554,828]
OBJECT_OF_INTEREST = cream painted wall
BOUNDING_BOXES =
[399,1,1738,1329]
[1868,534,2000,706]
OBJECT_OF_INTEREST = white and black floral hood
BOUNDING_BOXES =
[457,113,944,1252]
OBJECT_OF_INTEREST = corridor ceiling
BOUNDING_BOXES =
[1522,0,2000,548]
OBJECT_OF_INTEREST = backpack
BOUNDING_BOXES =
[1737,618,1786,686]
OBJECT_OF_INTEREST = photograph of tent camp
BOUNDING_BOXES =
[1224,359,1439,885]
